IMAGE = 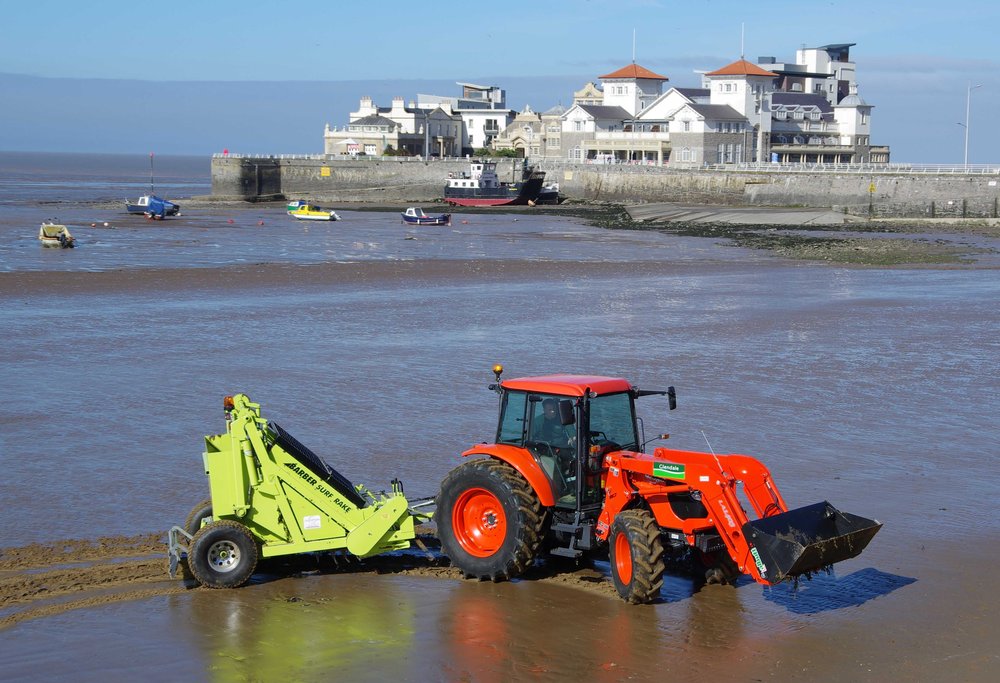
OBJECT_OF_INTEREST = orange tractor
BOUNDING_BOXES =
[436,366,882,603]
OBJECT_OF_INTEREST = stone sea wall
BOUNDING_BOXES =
[211,156,1000,218]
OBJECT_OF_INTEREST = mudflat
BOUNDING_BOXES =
[1,205,997,681]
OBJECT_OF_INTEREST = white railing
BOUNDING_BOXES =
[211,153,452,162]
[594,131,671,141]
[701,162,1000,174]
[211,153,325,160]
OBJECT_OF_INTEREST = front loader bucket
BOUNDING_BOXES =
[742,501,882,584]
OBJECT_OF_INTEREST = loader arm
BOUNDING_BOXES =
[601,447,880,586]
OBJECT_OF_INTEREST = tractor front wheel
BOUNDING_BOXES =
[436,459,544,581]
[188,520,259,589]
[183,498,214,537]
[609,509,666,604]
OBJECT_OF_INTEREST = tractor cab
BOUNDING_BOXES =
[495,380,640,511]
[486,368,675,558]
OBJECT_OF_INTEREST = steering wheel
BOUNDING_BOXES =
[525,440,556,458]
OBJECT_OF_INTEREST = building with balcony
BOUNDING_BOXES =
[416,83,514,153]
[324,95,463,157]
[756,44,888,163]
[323,84,513,158]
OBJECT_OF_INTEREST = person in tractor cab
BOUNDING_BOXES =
[533,398,575,453]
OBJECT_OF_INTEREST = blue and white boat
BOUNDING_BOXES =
[124,152,180,218]
[125,194,180,218]
[401,207,451,226]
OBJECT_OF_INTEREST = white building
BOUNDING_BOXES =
[416,83,514,153]
[550,44,887,165]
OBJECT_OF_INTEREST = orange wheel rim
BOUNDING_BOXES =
[452,488,507,558]
[614,533,633,584]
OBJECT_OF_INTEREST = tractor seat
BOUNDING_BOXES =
[267,421,369,509]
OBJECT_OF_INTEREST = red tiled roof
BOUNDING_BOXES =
[599,63,669,81]
[706,59,778,77]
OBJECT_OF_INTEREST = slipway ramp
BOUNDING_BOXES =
[627,203,857,225]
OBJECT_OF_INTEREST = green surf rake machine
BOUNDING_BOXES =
[168,394,432,588]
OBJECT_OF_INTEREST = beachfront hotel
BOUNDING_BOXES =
[323,42,889,166]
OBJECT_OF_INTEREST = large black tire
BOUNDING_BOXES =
[183,498,213,537]
[608,509,666,604]
[436,459,544,581]
[188,520,259,589]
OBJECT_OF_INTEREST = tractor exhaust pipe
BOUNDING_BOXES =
[742,501,882,584]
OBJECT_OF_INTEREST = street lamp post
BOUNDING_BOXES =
[963,81,983,168]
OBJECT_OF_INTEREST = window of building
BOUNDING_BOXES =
[364,144,376,155]
[683,120,691,132]
[725,83,732,93]
[575,121,582,132]
[547,137,559,148]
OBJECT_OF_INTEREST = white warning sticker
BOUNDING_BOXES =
[303,515,321,530]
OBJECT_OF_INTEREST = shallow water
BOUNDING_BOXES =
[1,156,998,680]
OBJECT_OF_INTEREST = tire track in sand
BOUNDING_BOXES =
[0,534,188,629]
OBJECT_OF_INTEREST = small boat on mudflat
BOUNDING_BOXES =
[38,221,75,248]
[125,194,180,218]
[401,207,451,226]
[443,160,545,207]
[536,182,560,204]
[125,154,179,218]
[287,200,341,221]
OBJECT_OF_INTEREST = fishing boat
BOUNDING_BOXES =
[124,153,180,218]
[401,207,451,226]
[287,200,341,221]
[443,160,545,207]
[38,221,75,248]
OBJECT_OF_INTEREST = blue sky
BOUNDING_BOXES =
[2,0,998,162]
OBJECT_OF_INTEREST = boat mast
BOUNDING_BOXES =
[149,152,154,194]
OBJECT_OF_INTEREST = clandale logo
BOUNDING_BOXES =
[652,462,685,479]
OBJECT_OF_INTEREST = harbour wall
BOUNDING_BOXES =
[211,156,1000,219]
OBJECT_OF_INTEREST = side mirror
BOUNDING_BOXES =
[667,386,677,411]
[558,399,576,426]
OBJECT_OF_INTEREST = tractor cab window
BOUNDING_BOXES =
[497,390,528,445]
[497,390,580,506]
[587,393,638,451]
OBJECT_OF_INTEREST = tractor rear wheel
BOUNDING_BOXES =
[183,498,214,537]
[188,520,259,589]
[437,458,544,581]
[609,509,666,604]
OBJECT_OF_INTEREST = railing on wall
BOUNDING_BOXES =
[211,153,464,162]
[701,162,1000,174]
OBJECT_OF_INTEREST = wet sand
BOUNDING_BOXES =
[1,206,998,681]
